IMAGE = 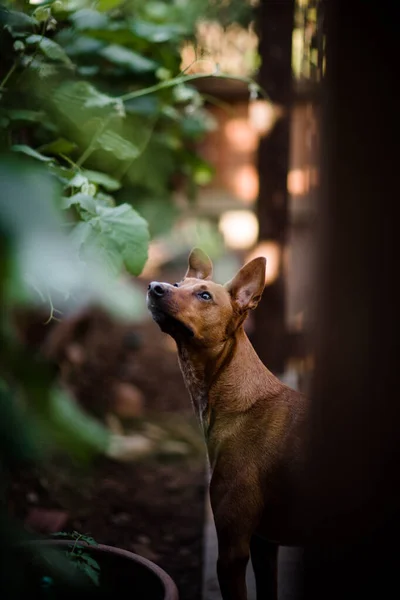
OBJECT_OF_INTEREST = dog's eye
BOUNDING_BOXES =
[173,283,179,287]
[198,291,212,301]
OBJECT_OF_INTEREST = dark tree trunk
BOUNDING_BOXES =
[252,0,295,374]
[302,0,399,598]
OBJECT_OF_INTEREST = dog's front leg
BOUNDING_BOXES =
[211,482,263,600]
[215,526,250,600]
[250,534,278,600]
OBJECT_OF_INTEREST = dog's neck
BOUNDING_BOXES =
[176,327,279,427]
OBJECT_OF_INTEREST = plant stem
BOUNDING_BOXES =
[0,62,17,91]
[119,72,268,102]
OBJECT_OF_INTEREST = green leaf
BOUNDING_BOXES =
[130,19,188,43]
[70,203,149,276]
[53,81,124,122]
[67,173,89,189]
[39,138,78,156]
[81,169,121,191]
[6,110,46,123]
[1,155,146,320]
[63,35,105,57]
[100,44,158,73]
[69,8,109,30]
[43,388,110,459]
[96,203,149,275]
[74,558,100,587]
[61,193,97,214]
[78,222,124,276]
[25,35,74,67]
[0,7,38,29]
[96,129,140,161]
[11,145,54,162]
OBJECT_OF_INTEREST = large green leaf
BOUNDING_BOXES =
[53,81,124,121]
[96,204,149,275]
[79,222,124,276]
[100,44,158,73]
[25,35,74,67]
[70,203,149,276]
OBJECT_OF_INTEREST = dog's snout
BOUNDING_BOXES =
[148,281,167,297]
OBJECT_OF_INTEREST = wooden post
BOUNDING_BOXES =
[302,0,398,597]
[251,0,295,374]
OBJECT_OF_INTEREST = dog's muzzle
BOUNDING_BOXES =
[147,281,168,298]
[146,282,194,338]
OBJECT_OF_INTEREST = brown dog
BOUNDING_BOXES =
[147,248,308,600]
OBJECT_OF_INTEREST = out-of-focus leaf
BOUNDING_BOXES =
[69,203,149,276]
[25,35,74,67]
[79,223,123,276]
[100,44,158,73]
[67,173,89,188]
[59,32,105,57]
[39,138,78,156]
[130,19,189,43]
[52,81,125,123]
[81,169,121,191]
[61,193,96,212]
[6,110,46,123]
[124,96,160,117]
[69,8,108,30]
[0,156,147,319]
[96,204,149,275]
[0,7,37,29]
[11,145,54,162]
[143,1,170,22]
[40,388,110,459]
[133,196,179,237]
[95,129,140,161]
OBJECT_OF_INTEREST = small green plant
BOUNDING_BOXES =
[42,531,101,591]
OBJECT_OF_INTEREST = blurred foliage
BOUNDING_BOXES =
[0,0,258,595]
[0,0,260,461]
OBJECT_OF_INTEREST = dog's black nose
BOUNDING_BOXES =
[148,282,167,297]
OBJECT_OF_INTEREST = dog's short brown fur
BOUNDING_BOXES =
[147,248,308,600]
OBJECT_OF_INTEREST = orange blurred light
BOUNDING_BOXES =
[287,168,310,195]
[249,100,282,136]
[246,241,281,285]
[219,210,259,250]
[232,164,259,204]
[224,119,258,152]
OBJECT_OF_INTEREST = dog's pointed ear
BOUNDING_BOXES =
[225,257,266,312]
[185,248,213,280]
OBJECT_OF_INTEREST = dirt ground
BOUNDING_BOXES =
[7,278,208,600]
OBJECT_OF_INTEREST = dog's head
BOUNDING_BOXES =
[147,248,266,347]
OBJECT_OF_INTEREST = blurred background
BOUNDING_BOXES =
[4,1,395,599]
